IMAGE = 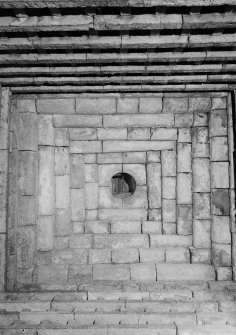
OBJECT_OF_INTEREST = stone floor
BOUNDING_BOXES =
[0,281,236,335]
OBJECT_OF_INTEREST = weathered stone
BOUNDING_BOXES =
[85,183,99,209]
[84,164,98,183]
[140,248,165,263]
[52,249,88,265]
[211,136,228,161]
[53,115,102,128]
[131,263,156,281]
[55,128,69,147]
[163,97,188,113]
[162,177,176,199]
[38,146,55,216]
[212,189,230,215]
[69,234,92,249]
[212,243,231,266]
[175,114,193,127]
[140,97,162,113]
[36,265,69,283]
[94,234,149,249]
[18,151,37,196]
[189,96,211,113]
[84,154,97,164]
[128,127,150,140]
[86,209,98,221]
[71,189,85,221]
[37,215,54,251]
[148,209,161,221]
[156,264,215,281]
[212,216,231,244]
[70,141,102,154]
[85,221,110,234]
[18,196,36,226]
[112,248,139,264]
[151,128,177,141]
[193,193,211,219]
[211,162,229,188]
[151,235,192,247]
[17,227,35,268]
[72,222,84,234]
[117,98,139,114]
[103,140,175,152]
[192,158,210,192]
[93,264,130,281]
[193,112,208,127]
[177,205,192,235]
[70,154,84,189]
[178,128,191,143]
[166,247,190,263]
[71,127,98,141]
[162,150,176,176]
[192,142,209,158]
[35,251,52,266]
[54,236,69,250]
[177,173,192,204]
[99,164,122,187]
[0,150,8,172]
[163,222,176,235]
[17,98,36,113]
[55,147,70,175]
[56,175,70,209]
[104,114,174,128]
[0,88,9,150]
[89,249,111,264]
[147,163,161,208]
[193,219,211,249]
[142,221,162,234]
[55,209,71,236]
[76,98,116,114]
[98,128,127,140]
[99,187,122,209]
[177,143,191,172]
[37,98,75,114]
[18,113,38,151]
[209,110,227,137]
[97,153,123,164]
[192,127,208,143]
[191,248,211,264]
[216,267,232,281]
[211,97,227,110]
[162,199,176,223]
[38,115,54,146]
[147,151,160,163]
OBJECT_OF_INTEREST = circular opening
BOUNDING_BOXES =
[111,172,136,199]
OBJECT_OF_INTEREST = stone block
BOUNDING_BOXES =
[147,151,160,163]
[98,128,127,140]
[128,127,150,140]
[99,187,122,209]
[131,263,156,281]
[212,216,231,244]
[156,264,215,281]
[177,205,192,235]
[53,115,102,128]
[55,209,71,236]
[117,98,139,114]
[192,142,209,158]
[52,249,88,265]
[99,164,122,187]
[94,234,149,249]
[89,249,111,264]
[0,88,9,150]
[85,209,97,220]
[162,199,176,223]
[69,234,92,249]
[68,265,92,281]
[139,97,162,113]
[85,221,109,234]
[211,162,229,189]
[54,236,69,250]
[55,147,70,175]
[72,222,84,234]
[148,209,161,221]
[166,247,190,263]
[69,128,97,140]
[70,141,102,154]
[193,220,211,249]
[84,154,97,164]
[85,183,99,209]
[93,264,130,281]
[163,223,176,235]
[36,250,52,266]
[37,216,54,251]
[193,193,211,219]
[177,173,192,204]
[211,136,228,161]
[216,267,232,281]
[56,175,70,209]
[38,146,55,216]
[112,249,139,264]
[0,150,8,173]
[37,98,75,114]
[151,235,192,247]
[104,114,174,128]
[98,209,147,221]
[161,150,176,177]
[18,113,38,151]
[142,221,162,234]
[193,112,208,127]
[18,151,37,196]
[123,164,146,185]
[111,221,141,234]
[139,248,165,263]
[17,227,35,268]
[178,128,191,143]
[55,128,69,147]
[151,128,177,141]
[70,154,84,189]
[98,153,123,164]
[191,248,211,264]
[35,265,69,284]
[18,196,36,226]
[177,143,191,173]
[212,243,231,266]
[76,98,116,114]
[192,158,210,192]
[192,127,208,143]
[103,140,175,153]
[163,97,188,113]
[175,114,193,127]
[147,163,161,208]
[209,110,227,137]
[162,177,176,200]
[189,96,211,113]
[211,97,227,110]
[212,189,230,216]
[124,152,146,163]
[38,115,54,146]
[71,189,85,221]
[17,98,36,113]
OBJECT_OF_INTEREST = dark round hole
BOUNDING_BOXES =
[111,172,136,199]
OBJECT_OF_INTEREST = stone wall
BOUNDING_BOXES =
[4,92,235,291]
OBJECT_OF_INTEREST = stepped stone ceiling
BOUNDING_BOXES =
[0,0,236,92]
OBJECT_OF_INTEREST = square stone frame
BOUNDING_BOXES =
[0,87,236,292]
